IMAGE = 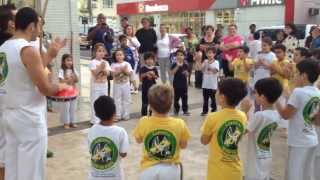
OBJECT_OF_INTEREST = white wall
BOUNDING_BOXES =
[236,6,285,35]
[45,0,80,85]
[205,11,216,26]
[294,0,320,24]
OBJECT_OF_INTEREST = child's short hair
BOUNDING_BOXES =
[254,78,283,103]
[296,59,320,83]
[119,34,127,42]
[175,49,186,56]
[94,96,116,121]
[295,47,311,58]
[262,37,273,46]
[218,78,248,107]
[148,84,173,114]
[144,52,155,61]
[273,44,287,52]
[238,45,250,54]
[206,47,217,54]
[253,32,260,40]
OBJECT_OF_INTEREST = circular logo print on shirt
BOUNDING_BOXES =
[303,97,320,125]
[144,129,177,160]
[217,120,244,155]
[257,122,278,151]
[90,137,118,170]
[0,53,8,87]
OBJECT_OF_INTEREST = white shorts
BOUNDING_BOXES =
[286,146,316,180]
[139,163,181,180]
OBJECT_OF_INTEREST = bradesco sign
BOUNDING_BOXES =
[239,0,285,7]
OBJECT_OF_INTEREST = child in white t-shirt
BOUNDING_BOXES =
[276,59,320,180]
[89,43,111,124]
[88,96,129,180]
[111,49,133,121]
[242,78,283,180]
[252,37,276,112]
[201,47,220,116]
[58,54,79,129]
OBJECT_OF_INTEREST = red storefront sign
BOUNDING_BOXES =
[117,0,215,16]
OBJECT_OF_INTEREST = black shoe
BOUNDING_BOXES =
[174,111,179,116]
[200,112,207,116]
[47,150,54,158]
[183,112,191,116]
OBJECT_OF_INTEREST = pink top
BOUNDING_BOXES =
[222,35,243,61]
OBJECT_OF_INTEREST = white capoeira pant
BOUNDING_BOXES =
[0,100,5,168]
[113,82,131,120]
[90,88,107,124]
[4,109,48,180]
[314,127,320,180]
[286,146,316,180]
[59,99,77,125]
[139,163,181,180]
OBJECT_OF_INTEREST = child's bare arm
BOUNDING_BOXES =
[180,140,188,149]
[200,134,212,145]
[275,101,296,120]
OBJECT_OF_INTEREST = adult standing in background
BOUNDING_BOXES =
[120,17,129,34]
[305,26,316,49]
[156,24,180,84]
[283,23,299,60]
[199,25,218,58]
[245,24,256,45]
[135,17,157,65]
[310,26,320,50]
[88,13,114,56]
[220,24,243,77]
[183,27,199,85]
[124,25,140,67]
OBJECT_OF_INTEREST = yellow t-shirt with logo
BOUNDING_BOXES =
[272,58,290,90]
[231,58,253,83]
[201,108,247,180]
[133,116,191,170]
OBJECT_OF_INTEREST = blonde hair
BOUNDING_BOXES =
[148,84,173,114]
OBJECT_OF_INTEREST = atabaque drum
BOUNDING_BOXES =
[47,86,78,102]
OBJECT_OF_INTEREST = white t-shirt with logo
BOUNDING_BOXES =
[89,59,111,91]
[245,110,280,179]
[287,86,320,147]
[110,61,133,84]
[202,59,219,90]
[88,124,130,180]
[253,52,276,86]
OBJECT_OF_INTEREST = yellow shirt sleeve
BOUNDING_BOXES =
[133,117,146,140]
[180,119,191,142]
[201,113,217,136]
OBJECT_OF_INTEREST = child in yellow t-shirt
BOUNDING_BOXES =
[133,84,191,180]
[229,46,253,84]
[201,78,248,180]
[271,44,290,90]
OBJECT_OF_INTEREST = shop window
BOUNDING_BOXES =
[103,0,113,8]
[215,9,235,27]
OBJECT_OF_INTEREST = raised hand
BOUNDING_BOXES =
[47,37,67,60]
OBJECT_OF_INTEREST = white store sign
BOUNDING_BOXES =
[239,0,284,7]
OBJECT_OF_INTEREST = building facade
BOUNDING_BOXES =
[117,0,319,36]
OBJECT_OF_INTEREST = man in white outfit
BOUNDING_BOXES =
[0,7,67,180]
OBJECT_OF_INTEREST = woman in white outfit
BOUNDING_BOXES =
[156,24,180,84]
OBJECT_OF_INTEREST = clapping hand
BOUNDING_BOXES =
[47,37,67,60]
[240,98,252,114]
